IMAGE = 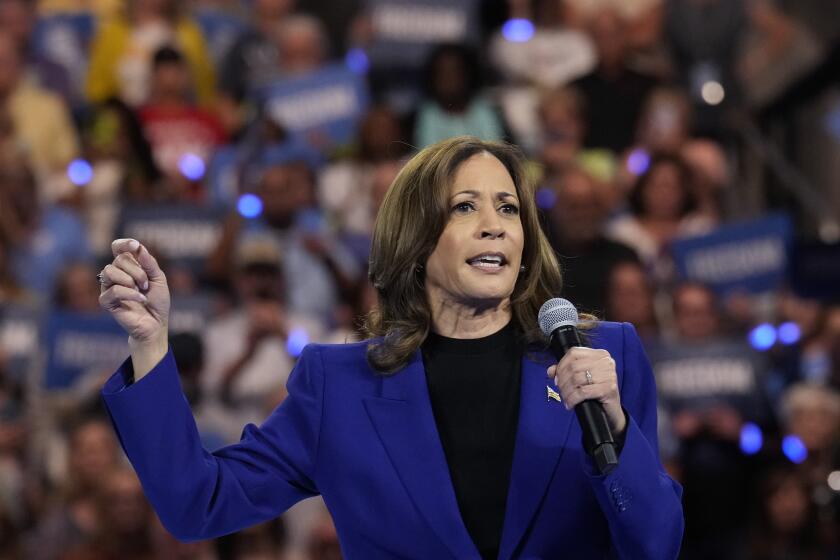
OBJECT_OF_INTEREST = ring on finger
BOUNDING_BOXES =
[585,370,593,385]
[97,272,106,285]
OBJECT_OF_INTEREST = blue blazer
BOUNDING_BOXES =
[101,321,684,559]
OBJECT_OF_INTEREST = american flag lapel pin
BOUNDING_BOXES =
[547,386,562,403]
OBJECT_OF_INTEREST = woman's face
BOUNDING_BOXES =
[642,162,685,220]
[425,153,524,308]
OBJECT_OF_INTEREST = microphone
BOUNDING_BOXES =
[538,298,618,475]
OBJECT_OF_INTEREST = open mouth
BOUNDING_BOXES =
[466,252,508,270]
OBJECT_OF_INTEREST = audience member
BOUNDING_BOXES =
[413,43,505,148]
[542,166,639,314]
[138,46,226,202]
[571,8,658,153]
[0,32,79,195]
[86,0,215,107]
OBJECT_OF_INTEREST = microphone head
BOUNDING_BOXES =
[538,298,579,336]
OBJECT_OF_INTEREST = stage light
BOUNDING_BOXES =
[179,153,206,181]
[502,19,534,43]
[701,81,725,105]
[748,323,776,351]
[286,327,309,357]
[237,194,263,218]
[782,435,807,464]
[777,322,801,345]
[626,149,650,176]
[345,48,369,74]
[739,422,763,455]
[535,186,557,210]
[67,159,93,186]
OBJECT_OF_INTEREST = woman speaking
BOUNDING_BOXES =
[98,136,684,559]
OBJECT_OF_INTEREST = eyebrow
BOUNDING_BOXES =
[451,189,519,201]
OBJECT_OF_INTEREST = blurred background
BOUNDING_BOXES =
[0,0,838,558]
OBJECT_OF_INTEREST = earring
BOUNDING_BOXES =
[520,265,527,272]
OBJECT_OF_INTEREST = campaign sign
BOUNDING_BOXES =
[117,204,226,272]
[646,339,770,422]
[194,9,248,66]
[364,0,479,69]
[44,312,128,390]
[31,13,95,88]
[671,214,792,295]
[260,64,370,148]
[207,142,326,206]
[0,304,43,382]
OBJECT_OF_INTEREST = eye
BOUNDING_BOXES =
[452,201,475,214]
[500,203,520,215]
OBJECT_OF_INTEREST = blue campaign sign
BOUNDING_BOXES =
[44,311,128,390]
[194,9,248,66]
[207,146,241,206]
[671,214,793,295]
[207,142,326,206]
[31,13,95,84]
[117,204,226,272]
[363,0,479,69]
[0,304,44,382]
[259,64,370,148]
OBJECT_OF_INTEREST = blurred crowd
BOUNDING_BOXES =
[0,0,838,558]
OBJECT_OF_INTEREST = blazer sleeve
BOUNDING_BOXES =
[581,323,685,560]
[100,343,325,542]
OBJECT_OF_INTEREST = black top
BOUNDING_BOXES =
[421,321,522,560]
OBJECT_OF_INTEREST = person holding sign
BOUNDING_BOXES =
[98,136,683,559]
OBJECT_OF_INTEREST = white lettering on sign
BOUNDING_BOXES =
[125,221,222,259]
[685,238,785,283]
[169,309,206,333]
[372,4,467,42]
[0,320,38,356]
[267,85,358,130]
[55,332,128,368]
[656,358,756,398]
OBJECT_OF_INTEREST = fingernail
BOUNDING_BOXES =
[129,240,139,251]
[142,281,149,291]
[138,293,148,303]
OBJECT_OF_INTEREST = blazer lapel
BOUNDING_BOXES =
[363,351,480,560]
[498,351,576,560]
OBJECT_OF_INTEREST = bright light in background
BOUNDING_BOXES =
[502,19,535,43]
[739,422,763,455]
[828,471,840,492]
[749,323,777,351]
[237,194,263,218]
[67,159,93,186]
[782,435,808,464]
[535,187,557,210]
[286,327,309,357]
[179,153,206,181]
[345,48,369,74]
[701,81,725,105]
[626,149,650,176]
[777,322,801,345]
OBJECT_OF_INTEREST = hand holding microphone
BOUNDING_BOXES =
[540,298,624,474]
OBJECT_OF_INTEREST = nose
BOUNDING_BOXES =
[478,206,505,239]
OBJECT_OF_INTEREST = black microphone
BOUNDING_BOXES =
[538,298,618,475]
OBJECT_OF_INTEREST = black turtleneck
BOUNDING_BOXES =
[421,321,522,560]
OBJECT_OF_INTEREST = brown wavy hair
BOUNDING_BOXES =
[363,136,572,373]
